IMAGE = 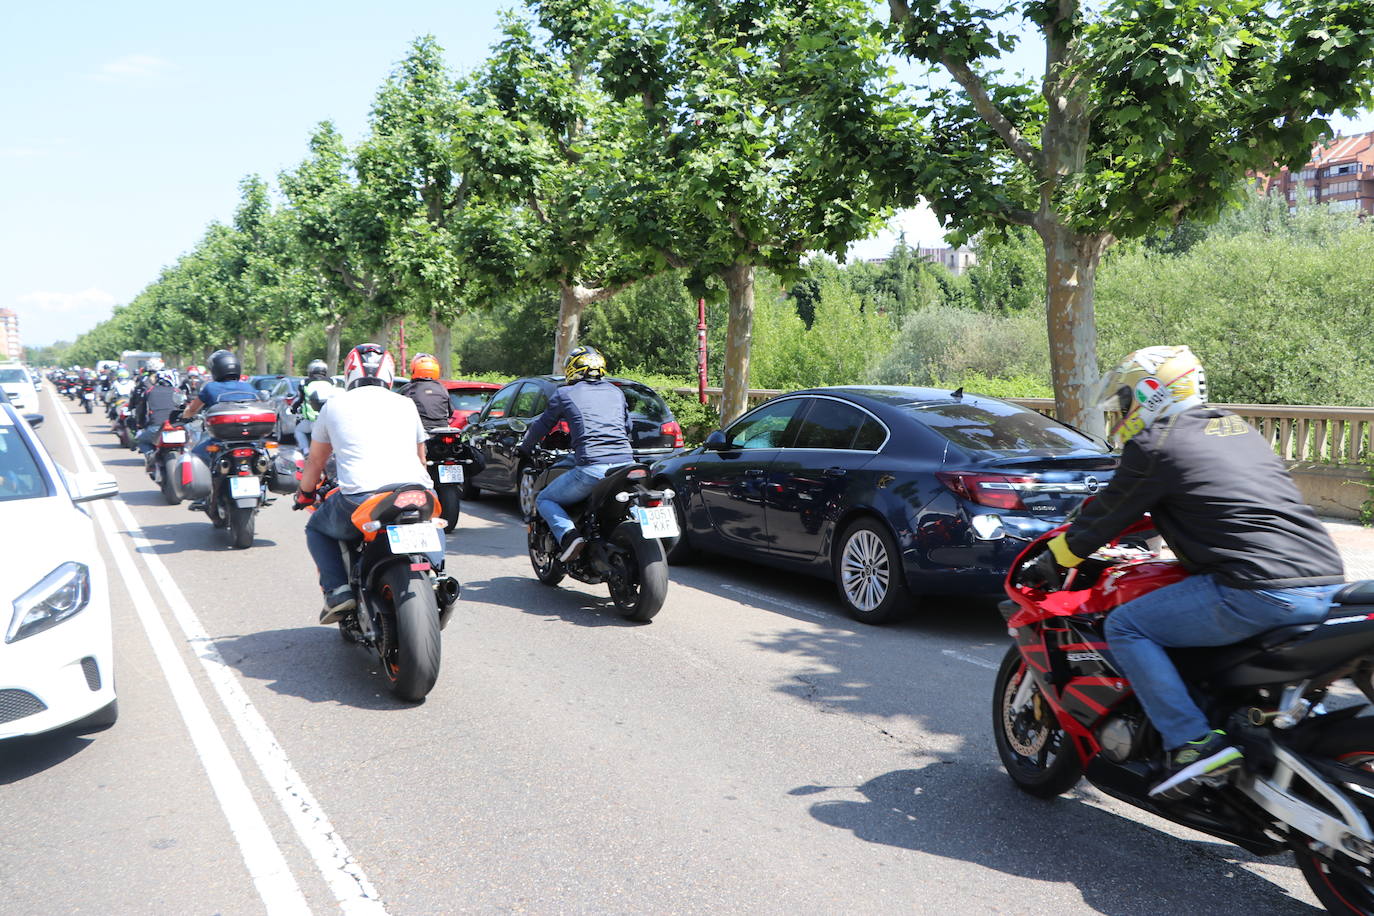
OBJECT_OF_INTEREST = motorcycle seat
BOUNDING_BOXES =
[1172,602,1374,687]
[1335,579,1374,605]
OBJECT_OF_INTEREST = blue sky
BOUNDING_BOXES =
[2,1,1370,347]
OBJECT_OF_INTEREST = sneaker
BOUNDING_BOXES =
[188,499,206,512]
[558,532,586,564]
[319,585,357,625]
[1150,730,1243,800]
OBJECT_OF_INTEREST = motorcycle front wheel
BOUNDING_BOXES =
[380,567,441,702]
[1292,718,1374,914]
[993,644,1083,798]
[607,521,668,622]
[527,519,564,586]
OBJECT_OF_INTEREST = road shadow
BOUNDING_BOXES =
[0,732,94,784]
[101,456,145,468]
[132,520,278,553]
[213,626,420,710]
[119,489,179,508]
[462,575,649,627]
[796,760,1320,915]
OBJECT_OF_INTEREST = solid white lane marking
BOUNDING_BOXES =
[942,649,999,671]
[56,401,387,915]
[719,583,831,621]
[52,401,311,916]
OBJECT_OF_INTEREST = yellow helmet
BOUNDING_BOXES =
[563,345,607,382]
[1094,345,1207,442]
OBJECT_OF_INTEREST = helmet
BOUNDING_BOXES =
[305,359,329,380]
[116,367,131,380]
[409,353,441,380]
[1094,345,1207,443]
[185,365,204,379]
[343,343,395,389]
[146,357,165,371]
[155,369,177,387]
[563,345,607,383]
[208,349,242,382]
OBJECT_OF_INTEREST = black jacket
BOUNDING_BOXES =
[1065,408,1343,589]
[400,380,452,431]
[137,385,180,429]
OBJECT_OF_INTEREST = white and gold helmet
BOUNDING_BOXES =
[1094,345,1206,442]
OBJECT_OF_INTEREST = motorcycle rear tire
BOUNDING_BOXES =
[160,455,181,505]
[608,521,668,622]
[1292,717,1374,914]
[383,567,441,702]
[228,505,255,549]
[436,482,460,533]
[116,427,132,450]
[84,399,93,414]
[993,644,1083,798]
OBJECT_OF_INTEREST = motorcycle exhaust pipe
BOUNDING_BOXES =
[436,576,461,629]
[1248,707,1279,726]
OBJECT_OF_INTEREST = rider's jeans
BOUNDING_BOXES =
[536,463,613,542]
[135,425,159,456]
[1104,575,1338,749]
[305,490,444,594]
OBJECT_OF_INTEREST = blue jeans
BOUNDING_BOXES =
[1104,575,1339,749]
[536,463,613,542]
[135,425,159,456]
[304,490,444,593]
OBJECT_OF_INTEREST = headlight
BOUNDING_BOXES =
[7,563,91,643]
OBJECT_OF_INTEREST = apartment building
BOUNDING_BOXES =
[866,245,978,275]
[1255,130,1374,214]
[0,308,20,361]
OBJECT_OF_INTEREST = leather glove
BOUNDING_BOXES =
[1021,550,1064,591]
[515,444,532,461]
[292,488,317,511]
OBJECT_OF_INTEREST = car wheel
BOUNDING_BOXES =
[517,463,537,518]
[833,518,913,624]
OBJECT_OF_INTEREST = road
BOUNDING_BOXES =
[0,384,1326,915]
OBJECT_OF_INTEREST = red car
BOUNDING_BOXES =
[441,380,502,429]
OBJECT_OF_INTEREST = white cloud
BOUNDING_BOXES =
[93,54,175,82]
[0,146,44,159]
[14,289,121,346]
[845,202,948,261]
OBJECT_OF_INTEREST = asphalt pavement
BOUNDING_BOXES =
[1,383,1355,914]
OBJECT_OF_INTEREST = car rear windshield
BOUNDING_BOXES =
[449,391,490,412]
[0,425,48,501]
[613,383,671,422]
[0,369,28,383]
[901,400,1105,453]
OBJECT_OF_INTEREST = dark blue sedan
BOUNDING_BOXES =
[651,386,1116,623]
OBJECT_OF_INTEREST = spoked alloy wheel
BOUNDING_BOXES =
[1293,720,1374,914]
[992,644,1083,798]
[518,465,537,519]
[834,519,912,624]
[527,520,564,585]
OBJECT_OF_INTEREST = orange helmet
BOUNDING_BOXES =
[409,353,441,380]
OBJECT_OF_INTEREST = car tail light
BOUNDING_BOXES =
[936,472,1035,510]
[661,421,684,448]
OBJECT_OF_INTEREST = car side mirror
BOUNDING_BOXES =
[69,471,119,503]
[509,418,528,433]
[256,390,270,401]
[22,413,43,428]
[703,429,729,451]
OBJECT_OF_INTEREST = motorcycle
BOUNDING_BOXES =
[423,427,482,533]
[147,418,190,505]
[519,443,673,622]
[81,381,96,413]
[993,515,1374,913]
[192,401,276,549]
[303,476,459,702]
[111,399,134,449]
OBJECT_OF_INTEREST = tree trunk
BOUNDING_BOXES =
[720,263,756,426]
[235,334,248,361]
[374,315,399,351]
[430,313,454,379]
[283,339,295,377]
[552,284,588,374]
[1041,224,1108,437]
[325,320,344,373]
[253,338,268,375]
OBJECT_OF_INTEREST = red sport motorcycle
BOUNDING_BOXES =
[994,516,1374,913]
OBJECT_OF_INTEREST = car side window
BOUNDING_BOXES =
[512,384,548,418]
[853,417,886,451]
[481,383,521,421]
[725,399,803,450]
[792,399,872,450]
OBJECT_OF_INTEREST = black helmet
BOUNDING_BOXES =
[209,349,241,382]
[305,358,329,380]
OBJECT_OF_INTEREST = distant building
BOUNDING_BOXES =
[864,245,978,275]
[1254,131,1374,215]
[0,309,20,361]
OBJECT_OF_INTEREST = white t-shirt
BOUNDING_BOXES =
[312,384,429,495]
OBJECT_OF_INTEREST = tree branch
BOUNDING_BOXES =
[888,0,910,21]
[942,54,1043,172]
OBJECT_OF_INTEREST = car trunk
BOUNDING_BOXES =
[965,452,1118,517]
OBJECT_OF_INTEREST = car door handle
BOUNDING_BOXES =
[823,467,847,477]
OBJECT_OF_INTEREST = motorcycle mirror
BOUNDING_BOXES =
[970,514,1007,541]
[703,429,728,451]
[509,419,528,434]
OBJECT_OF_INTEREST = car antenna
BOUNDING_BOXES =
[951,386,964,399]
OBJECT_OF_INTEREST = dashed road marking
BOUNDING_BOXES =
[719,583,831,621]
[942,649,1000,671]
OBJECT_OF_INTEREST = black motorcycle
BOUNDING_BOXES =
[146,418,190,505]
[81,380,97,413]
[194,401,276,549]
[520,444,673,622]
[303,479,459,702]
[423,427,483,533]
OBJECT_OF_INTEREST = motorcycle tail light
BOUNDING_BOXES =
[643,498,662,507]
[627,468,648,480]
[442,436,455,444]
[232,447,255,457]
[394,490,428,509]
[661,421,684,448]
[936,472,1034,511]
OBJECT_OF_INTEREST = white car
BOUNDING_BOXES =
[0,402,120,739]
[0,364,35,413]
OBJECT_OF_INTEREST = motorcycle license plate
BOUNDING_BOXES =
[229,476,260,499]
[632,505,679,538]
[160,429,187,444]
[437,463,464,484]
[387,524,442,554]
[83,391,94,400]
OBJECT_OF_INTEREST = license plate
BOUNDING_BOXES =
[229,476,260,499]
[387,524,442,554]
[161,429,187,444]
[437,463,464,484]
[83,391,94,399]
[632,504,679,538]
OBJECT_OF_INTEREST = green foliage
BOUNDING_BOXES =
[749,278,894,389]
[870,305,1052,389]
[966,227,1044,313]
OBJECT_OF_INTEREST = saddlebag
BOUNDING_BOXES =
[175,452,212,501]
[267,447,303,495]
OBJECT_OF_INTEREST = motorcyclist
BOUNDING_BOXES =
[105,367,135,405]
[398,353,453,432]
[516,346,633,563]
[133,370,184,467]
[181,365,206,399]
[294,343,435,623]
[180,350,259,503]
[1037,346,1344,800]
[289,359,336,455]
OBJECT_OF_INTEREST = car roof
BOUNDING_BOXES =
[441,380,503,390]
[518,374,659,390]
[779,384,1017,413]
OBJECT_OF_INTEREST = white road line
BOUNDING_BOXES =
[941,649,1000,671]
[718,583,831,621]
[52,403,311,916]
[55,402,387,915]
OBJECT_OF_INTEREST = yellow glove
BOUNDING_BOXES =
[1047,533,1084,568]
